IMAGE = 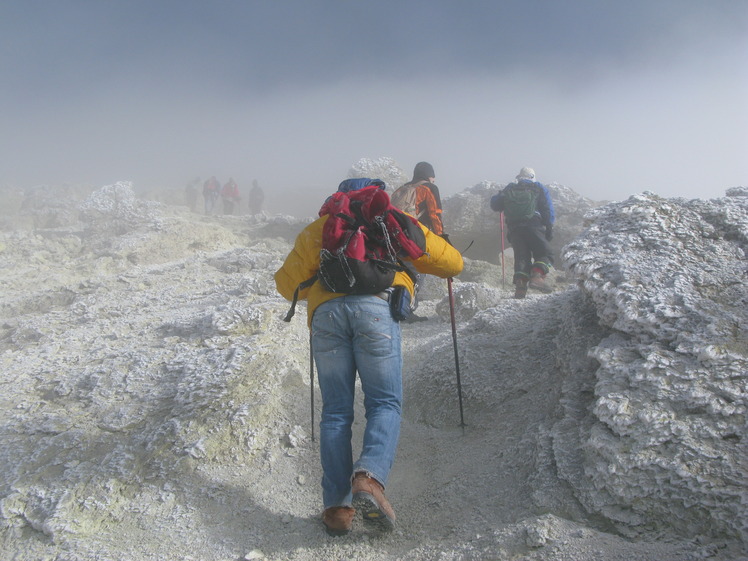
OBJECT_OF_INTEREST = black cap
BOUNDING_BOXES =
[413,161,435,182]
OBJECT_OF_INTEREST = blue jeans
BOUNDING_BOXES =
[311,295,403,508]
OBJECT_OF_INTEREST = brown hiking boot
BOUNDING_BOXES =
[514,277,528,299]
[351,472,395,531]
[322,506,355,536]
[529,269,552,293]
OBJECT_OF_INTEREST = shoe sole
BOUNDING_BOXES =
[352,492,394,532]
[323,525,351,537]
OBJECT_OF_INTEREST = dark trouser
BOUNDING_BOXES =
[508,224,553,283]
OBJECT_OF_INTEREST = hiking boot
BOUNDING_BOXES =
[351,472,395,532]
[529,269,552,293]
[322,506,355,536]
[514,277,528,299]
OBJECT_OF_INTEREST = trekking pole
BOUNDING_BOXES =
[446,277,466,431]
[500,212,506,289]
[309,330,315,442]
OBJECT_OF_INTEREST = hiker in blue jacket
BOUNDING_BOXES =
[490,167,555,298]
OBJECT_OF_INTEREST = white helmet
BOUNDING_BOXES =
[516,167,535,180]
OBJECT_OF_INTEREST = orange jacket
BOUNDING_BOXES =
[414,183,443,234]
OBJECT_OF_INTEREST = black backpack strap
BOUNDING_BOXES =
[283,274,318,322]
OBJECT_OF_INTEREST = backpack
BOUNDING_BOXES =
[502,183,539,225]
[283,184,426,321]
[390,184,420,217]
[391,181,443,233]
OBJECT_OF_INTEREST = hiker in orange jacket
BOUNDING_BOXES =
[392,161,444,235]
[390,161,447,321]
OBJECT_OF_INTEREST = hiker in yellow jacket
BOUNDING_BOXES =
[275,179,463,536]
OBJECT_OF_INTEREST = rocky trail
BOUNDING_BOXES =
[1,183,745,560]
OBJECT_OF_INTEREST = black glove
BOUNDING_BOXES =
[545,226,553,242]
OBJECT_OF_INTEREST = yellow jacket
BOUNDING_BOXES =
[275,214,464,326]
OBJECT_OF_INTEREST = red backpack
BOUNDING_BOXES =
[283,184,425,321]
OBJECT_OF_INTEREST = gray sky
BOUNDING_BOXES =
[2,1,747,214]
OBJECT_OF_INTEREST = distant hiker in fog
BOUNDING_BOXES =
[221,177,241,215]
[248,179,264,214]
[203,176,220,214]
[490,167,555,298]
[391,161,444,235]
[184,176,200,213]
[275,178,463,537]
